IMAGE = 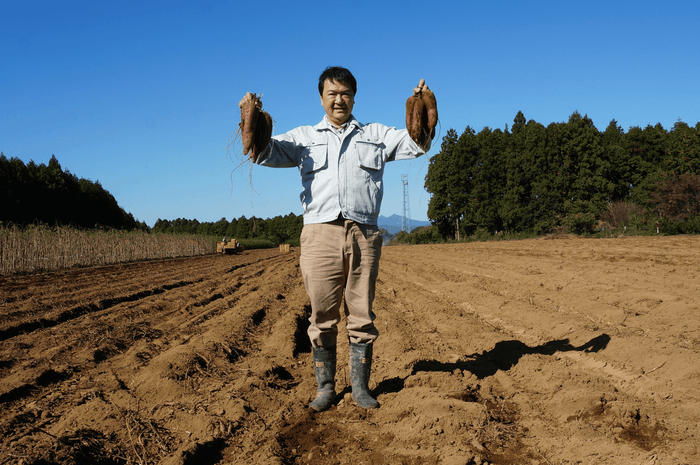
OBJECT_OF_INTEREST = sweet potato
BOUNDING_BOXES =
[405,81,438,149]
[412,95,426,145]
[251,110,272,162]
[422,88,438,140]
[405,94,416,138]
[406,94,422,143]
[239,93,261,155]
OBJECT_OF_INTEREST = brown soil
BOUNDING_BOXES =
[1,236,699,465]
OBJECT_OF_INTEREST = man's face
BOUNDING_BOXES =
[320,79,355,127]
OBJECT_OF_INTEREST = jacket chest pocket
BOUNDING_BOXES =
[355,140,384,175]
[300,141,328,174]
[355,139,384,171]
[351,139,385,217]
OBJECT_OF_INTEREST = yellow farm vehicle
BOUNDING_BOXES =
[217,239,244,254]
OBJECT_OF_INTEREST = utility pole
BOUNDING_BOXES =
[402,174,411,233]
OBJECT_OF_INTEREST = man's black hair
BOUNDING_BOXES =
[318,66,357,96]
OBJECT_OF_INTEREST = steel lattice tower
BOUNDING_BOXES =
[401,174,411,233]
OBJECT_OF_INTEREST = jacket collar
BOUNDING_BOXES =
[314,115,362,132]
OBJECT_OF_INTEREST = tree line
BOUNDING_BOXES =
[8,110,699,249]
[152,214,304,246]
[425,112,700,238]
[1,153,146,230]
[0,152,304,245]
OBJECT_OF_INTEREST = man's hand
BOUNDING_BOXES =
[239,92,262,110]
[413,79,430,95]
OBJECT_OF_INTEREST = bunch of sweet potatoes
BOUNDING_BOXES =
[239,93,272,162]
[405,79,438,150]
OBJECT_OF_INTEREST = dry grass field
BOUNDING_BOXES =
[1,236,699,464]
[0,225,216,275]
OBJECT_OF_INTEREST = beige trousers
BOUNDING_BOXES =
[300,217,382,348]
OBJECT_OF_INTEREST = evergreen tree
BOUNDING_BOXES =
[522,118,552,232]
[602,119,632,202]
[666,121,700,175]
[625,124,668,207]
[425,128,457,237]
[471,127,506,232]
[426,128,477,237]
[500,112,534,231]
[225,218,239,238]
[564,112,613,215]
[211,217,230,238]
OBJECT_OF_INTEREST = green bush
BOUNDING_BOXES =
[561,212,597,235]
[661,215,700,235]
[472,228,492,242]
[388,226,442,245]
[408,226,442,244]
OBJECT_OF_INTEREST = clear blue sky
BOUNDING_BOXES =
[3,1,699,227]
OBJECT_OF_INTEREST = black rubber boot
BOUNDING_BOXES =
[349,342,379,409]
[309,346,336,412]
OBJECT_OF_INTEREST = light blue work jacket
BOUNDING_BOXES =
[255,115,428,226]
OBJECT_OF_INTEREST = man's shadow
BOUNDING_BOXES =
[373,334,611,397]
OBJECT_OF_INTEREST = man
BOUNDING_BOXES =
[240,66,435,411]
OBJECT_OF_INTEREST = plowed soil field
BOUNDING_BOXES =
[1,236,699,465]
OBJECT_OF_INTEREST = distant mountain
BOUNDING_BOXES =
[378,214,431,234]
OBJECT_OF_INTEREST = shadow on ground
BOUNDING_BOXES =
[374,334,611,396]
